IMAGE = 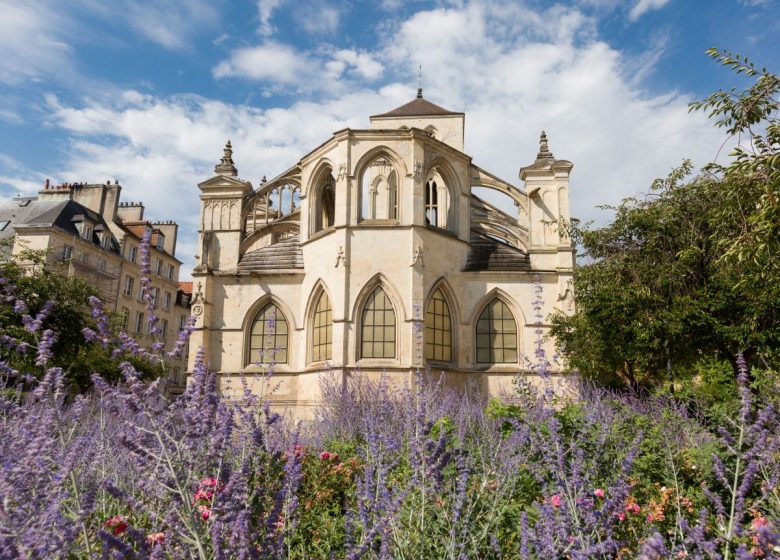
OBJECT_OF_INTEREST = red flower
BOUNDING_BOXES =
[104,515,128,536]
[550,495,562,508]
[320,451,331,460]
[198,505,211,521]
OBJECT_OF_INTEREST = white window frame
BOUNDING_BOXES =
[124,276,134,297]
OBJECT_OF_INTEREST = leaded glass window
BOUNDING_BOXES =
[249,303,288,364]
[311,292,332,361]
[475,299,517,364]
[361,288,396,358]
[425,288,452,362]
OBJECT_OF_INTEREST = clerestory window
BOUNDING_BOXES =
[425,179,438,226]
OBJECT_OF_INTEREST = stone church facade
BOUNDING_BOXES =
[188,90,575,413]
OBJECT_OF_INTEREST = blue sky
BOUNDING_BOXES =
[1,0,778,275]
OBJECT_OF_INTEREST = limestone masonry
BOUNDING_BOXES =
[190,89,576,414]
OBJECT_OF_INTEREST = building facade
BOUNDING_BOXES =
[0,181,191,390]
[190,90,576,413]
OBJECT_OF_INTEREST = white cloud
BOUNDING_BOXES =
[0,0,75,85]
[122,0,220,50]
[257,0,285,36]
[213,43,383,93]
[329,49,384,81]
[298,2,341,34]
[628,0,672,21]
[213,43,312,84]
[9,0,731,275]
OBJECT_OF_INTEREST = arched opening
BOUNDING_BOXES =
[475,298,517,364]
[360,156,399,221]
[425,288,452,362]
[247,302,289,365]
[425,179,438,226]
[315,173,336,232]
[424,167,452,229]
[360,287,396,358]
[311,291,332,362]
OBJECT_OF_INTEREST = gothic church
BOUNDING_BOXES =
[188,89,575,413]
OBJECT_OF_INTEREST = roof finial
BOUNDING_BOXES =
[214,139,238,176]
[537,130,554,160]
[417,65,423,98]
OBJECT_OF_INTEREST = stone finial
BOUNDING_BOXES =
[214,140,238,176]
[536,130,554,161]
[417,87,423,99]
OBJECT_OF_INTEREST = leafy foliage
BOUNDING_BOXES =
[551,50,780,386]
[0,243,162,390]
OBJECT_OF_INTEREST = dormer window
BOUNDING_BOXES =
[156,234,165,251]
[79,223,93,241]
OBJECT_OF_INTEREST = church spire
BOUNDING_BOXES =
[214,140,238,176]
[536,130,555,161]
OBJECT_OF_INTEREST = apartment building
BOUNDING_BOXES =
[0,180,190,391]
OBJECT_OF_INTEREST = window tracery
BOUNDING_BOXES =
[475,299,517,364]
[311,292,332,361]
[425,288,452,362]
[360,287,396,358]
[248,302,288,365]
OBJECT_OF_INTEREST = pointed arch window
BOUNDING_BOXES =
[361,287,396,358]
[388,170,398,220]
[476,299,517,364]
[361,156,398,221]
[249,302,288,364]
[316,174,336,232]
[425,288,452,362]
[311,292,332,362]
[425,179,438,226]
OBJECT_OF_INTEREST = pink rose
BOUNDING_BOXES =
[550,494,562,508]
[198,505,211,521]
[320,451,331,460]
[199,476,218,488]
[594,488,605,498]
[617,512,626,522]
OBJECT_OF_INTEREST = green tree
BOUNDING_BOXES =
[550,50,780,387]
[1,242,162,391]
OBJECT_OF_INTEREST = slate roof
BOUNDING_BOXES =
[371,90,463,119]
[463,232,531,272]
[0,197,120,254]
[238,236,304,273]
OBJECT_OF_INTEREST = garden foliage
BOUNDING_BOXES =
[550,49,780,387]
[2,237,780,558]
